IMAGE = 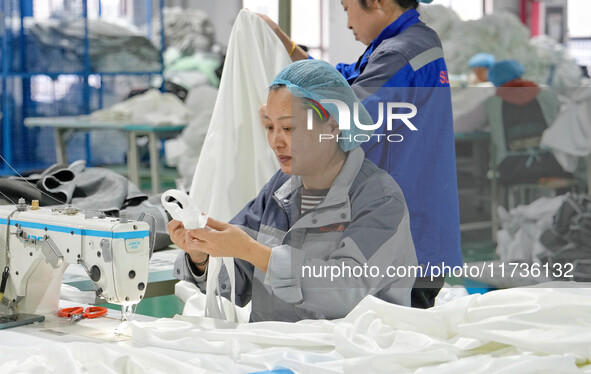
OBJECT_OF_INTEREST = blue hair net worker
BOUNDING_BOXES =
[261,0,462,308]
[485,59,563,179]
[170,60,418,322]
[487,59,525,88]
[469,53,495,86]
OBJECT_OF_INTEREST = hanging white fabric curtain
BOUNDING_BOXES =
[189,9,286,221]
[188,10,290,321]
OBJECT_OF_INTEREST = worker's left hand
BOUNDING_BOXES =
[186,218,266,263]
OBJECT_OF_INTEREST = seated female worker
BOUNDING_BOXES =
[169,60,417,322]
[260,0,462,309]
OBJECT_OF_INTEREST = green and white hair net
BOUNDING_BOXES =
[270,59,374,152]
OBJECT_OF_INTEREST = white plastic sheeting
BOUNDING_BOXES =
[188,9,285,221]
[2,284,591,373]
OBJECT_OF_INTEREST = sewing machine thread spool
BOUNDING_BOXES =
[31,200,40,210]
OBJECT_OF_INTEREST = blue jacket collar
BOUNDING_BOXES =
[370,9,421,54]
[352,9,421,76]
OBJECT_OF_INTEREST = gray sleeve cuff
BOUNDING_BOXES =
[185,253,208,283]
[264,245,305,304]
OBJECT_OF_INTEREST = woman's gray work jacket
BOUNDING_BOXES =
[174,147,418,322]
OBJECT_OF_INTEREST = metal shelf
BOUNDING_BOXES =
[0,0,166,172]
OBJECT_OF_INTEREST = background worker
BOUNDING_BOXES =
[485,59,569,185]
[260,0,462,308]
[468,52,496,86]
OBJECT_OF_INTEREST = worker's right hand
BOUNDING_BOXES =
[167,219,209,264]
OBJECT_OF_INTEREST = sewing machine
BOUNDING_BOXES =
[0,199,151,320]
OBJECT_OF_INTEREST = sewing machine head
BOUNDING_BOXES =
[0,200,151,316]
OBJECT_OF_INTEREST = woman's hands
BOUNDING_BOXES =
[168,218,272,273]
[168,219,208,264]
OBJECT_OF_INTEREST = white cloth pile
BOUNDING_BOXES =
[496,195,566,264]
[129,284,591,373]
[541,84,591,172]
[24,17,161,72]
[419,6,582,89]
[152,7,216,55]
[3,284,591,373]
[188,9,286,222]
[89,89,191,126]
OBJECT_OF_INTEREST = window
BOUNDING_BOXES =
[243,0,279,24]
[243,0,327,60]
[568,0,591,67]
[291,0,328,59]
[568,0,591,37]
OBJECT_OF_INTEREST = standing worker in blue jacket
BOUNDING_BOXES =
[260,0,462,308]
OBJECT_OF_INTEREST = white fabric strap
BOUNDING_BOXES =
[204,257,237,322]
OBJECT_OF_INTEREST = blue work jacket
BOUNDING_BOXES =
[336,9,462,271]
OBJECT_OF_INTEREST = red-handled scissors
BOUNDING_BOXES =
[57,306,108,322]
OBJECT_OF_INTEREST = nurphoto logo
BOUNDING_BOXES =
[307,99,418,144]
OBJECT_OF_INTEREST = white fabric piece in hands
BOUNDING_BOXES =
[161,189,237,321]
[162,193,239,323]
[161,189,208,230]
